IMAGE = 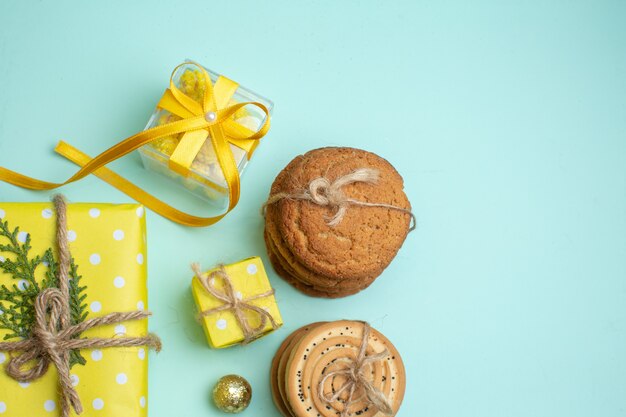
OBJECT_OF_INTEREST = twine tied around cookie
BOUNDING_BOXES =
[262,168,415,230]
[317,322,394,417]
[0,195,161,417]
[192,263,279,344]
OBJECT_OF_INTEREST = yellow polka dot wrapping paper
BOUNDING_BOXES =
[191,257,283,349]
[0,202,150,417]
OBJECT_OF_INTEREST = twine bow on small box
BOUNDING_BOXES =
[192,263,279,345]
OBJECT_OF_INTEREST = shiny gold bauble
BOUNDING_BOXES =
[212,374,252,413]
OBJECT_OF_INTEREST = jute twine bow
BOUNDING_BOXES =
[192,263,278,344]
[262,168,416,230]
[317,322,394,417]
[0,195,161,417]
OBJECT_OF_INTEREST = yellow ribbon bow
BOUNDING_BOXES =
[0,62,271,227]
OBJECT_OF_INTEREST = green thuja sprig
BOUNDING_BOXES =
[0,219,88,367]
[67,258,88,367]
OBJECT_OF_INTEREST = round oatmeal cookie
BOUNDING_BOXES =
[266,209,378,292]
[265,232,358,298]
[268,147,412,281]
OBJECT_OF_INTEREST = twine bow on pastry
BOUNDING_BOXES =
[317,322,394,417]
[262,168,416,230]
[0,195,161,417]
[192,263,278,344]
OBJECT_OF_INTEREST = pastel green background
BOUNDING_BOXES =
[0,1,625,416]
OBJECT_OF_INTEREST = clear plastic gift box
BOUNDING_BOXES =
[138,61,273,209]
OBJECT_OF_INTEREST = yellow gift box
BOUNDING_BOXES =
[191,257,283,348]
[0,202,150,417]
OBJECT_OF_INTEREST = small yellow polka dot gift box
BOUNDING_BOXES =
[191,257,283,349]
[0,202,155,417]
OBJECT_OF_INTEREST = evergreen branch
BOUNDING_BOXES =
[0,218,89,367]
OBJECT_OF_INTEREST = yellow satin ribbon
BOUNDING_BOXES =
[0,62,270,227]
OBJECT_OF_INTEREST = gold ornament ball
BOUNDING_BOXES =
[212,374,252,413]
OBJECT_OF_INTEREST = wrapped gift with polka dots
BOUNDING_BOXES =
[0,202,151,417]
[191,257,283,348]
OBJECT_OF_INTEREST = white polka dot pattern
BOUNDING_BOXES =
[43,400,55,412]
[67,230,77,242]
[89,254,101,265]
[113,230,124,241]
[91,350,103,361]
[92,398,104,410]
[17,232,28,243]
[113,276,125,288]
[0,203,150,416]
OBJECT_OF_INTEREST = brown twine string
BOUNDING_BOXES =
[192,263,278,345]
[0,195,161,417]
[317,322,394,417]
[261,168,416,231]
